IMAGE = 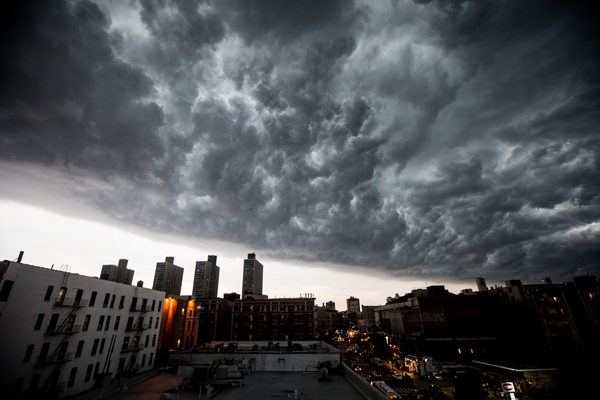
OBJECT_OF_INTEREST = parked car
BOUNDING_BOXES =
[391,371,402,380]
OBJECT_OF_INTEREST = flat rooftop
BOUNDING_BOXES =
[100,371,367,400]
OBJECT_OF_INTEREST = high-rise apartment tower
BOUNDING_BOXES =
[242,253,263,299]
[152,256,184,296]
[100,258,134,284]
[192,255,220,298]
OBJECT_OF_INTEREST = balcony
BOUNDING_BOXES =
[121,343,145,353]
[55,298,89,307]
[125,323,149,332]
[46,325,82,335]
[35,352,74,365]
[130,305,150,312]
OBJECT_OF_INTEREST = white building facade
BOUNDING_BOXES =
[0,261,165,399]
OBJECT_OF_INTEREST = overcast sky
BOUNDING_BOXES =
[1,0,599,307]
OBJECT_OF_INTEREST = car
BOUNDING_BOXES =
[432,373,444,382]
[391,371,402,380]
[421,385,448,400]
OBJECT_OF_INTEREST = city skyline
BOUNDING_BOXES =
[1,1,599,307]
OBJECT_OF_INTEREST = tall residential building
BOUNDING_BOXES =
[100,258,134,285]
[325,301,336,310]
[242,253,263,299]
[192,255,220,298]
[475,277,488,292]
[0,260,165,400]
[152,257,184,296]
[347,296,360,313]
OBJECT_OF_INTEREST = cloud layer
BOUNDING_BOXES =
[1,0,599,283]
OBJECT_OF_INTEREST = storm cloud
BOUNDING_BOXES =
[1,0,599,283]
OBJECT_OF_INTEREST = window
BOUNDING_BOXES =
[122,337,130,351]
[155,318,159,329]
[158,300,162,312]
[89,291,97,307]
[23,344,35,363]
[99,338,106,354]
[34,314,44,331]
[141,354,146,368]
[48,314,59,332]
[151,299,156,311]
[152,334,156,347]
[118,358,126,372]
[145,335,149,347]
[94,362,100,377]
[29,374,41,393]
[75,289,84,306]
[189,310,193,317]
[0,280,14,302]
[110,294,116,308]
[38,343,50,363]
[105,316,111,330]
[103,293,110,308]
[148,317,153,328]
[127,316,134,330]
[149,353,153,367]
[182,308,185,316]
[75,341,84,358]
[130,297,138,311]
[97,316,104,331]
[67,367,77,387]
[12,377,24,397]
[119,295,125,309]
[141,298,147,310]
[91,339,99,356]
[66,315,75,331]
[56,287,67,304]
[84,364,93,382]
[114,316,120,330]
[82,315,91,331]
[44,286,54,301]
[187,321,191,330]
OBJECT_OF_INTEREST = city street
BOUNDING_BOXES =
[340,342,456,399]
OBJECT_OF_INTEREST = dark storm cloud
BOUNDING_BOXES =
[1,0,599,284]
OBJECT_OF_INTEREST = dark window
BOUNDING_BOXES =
[122,337,130,351]
[103,293,110,308]
[152,334,156,346]
[158,300,162,312]
[142,354,146,367]
[74,289,84,306]
[126,317,134,330]
[29,374,41,392]
[118,358,126,372]
[84,364,93,382]
[94,362,100,377]
[67,367,77,387]
[151,299,156,311]
[38,343,50,364]
[91,339,99,356]
[145,335,149,347]
[82,315,91,331]
[97,316,104,331]
[110,294,116,309]
[105,316,111,330]
[75,341,84,358]
[23,344,35,363]
[57,342,68,360]
[130,297,138,311]
[34,314,44,330]
[114,316,120,330]
[119,295,125,309]
[12,377,24,397]
[0,280,14,301]
[44,286,54,301]
[48,314,59,332]
[89,291,97,307]
[155,318,159,329]
[99,338,106,354]
[141,298,147,310]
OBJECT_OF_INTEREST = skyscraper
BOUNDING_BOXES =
[192,255,220,298]
[347,296,360,313]
[242,253,263,299]
[152,256,184,296]
[100,258,134,284]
